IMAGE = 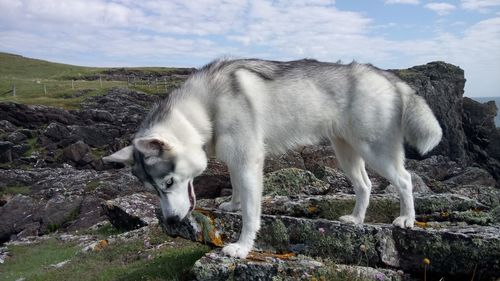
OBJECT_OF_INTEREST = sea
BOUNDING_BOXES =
[471,97,500,128]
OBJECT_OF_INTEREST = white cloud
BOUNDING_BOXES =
[385,0,420,4]
[461,0,500,12]
[424,2,457,15]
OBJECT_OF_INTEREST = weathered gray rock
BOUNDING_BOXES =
[264,149,306,173]
[393,62,467,162]
[192,250,408,281]
[62,141,94,166]
[263,168,330,196]
[198,193,487,224]
[0,195,41,243]
[160,207,500,279]
[104,192,159,230]
[0,141,13,163]
[0,120,17,132]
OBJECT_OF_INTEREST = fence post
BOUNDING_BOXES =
[44,85,47,95]
[12,85,16,96]
[99,75,103,88]
[155,78,158,91]
[72,80,74,90]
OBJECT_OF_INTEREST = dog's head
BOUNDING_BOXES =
[103,136,207,225]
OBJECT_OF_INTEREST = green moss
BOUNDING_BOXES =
[490,206,500,224]
[263,168,327,196]
[260,220,289,253]
[296,224,377,266]
[85,180,103,193]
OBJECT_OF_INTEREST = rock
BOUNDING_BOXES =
[443,166,496,187]
[66,196,107,231]
[453,185,500,208]
[393,62,467,162]
[68,124,120,147]
[199,193,486,224]
[6,131,27,143]
[385,172,431,194]
[194,159,231,199]
[43,122,72,143]
[406,156,464,182]
[160,207,500,280]
[0,195,41,243]
[0,102,78,128]
[0,141,13,163]
[313,166,352,194]
[0,120,17,132]
[264,149,306,173]
[300,145,338,172]
[263,168,330,196]
[62,141,94,166]
[487,128,500,160]
[192,250,408,281]
[40,194,83,233]
[104,192,159,230]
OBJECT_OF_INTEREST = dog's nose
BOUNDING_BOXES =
[166,215,181,225]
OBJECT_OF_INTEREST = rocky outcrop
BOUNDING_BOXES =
[393,62,467,161]
[462,97,500,183]
[0,166,146,242]
[159,206,499,280]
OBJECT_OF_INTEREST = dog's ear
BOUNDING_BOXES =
[133,137,173,155]
[102,146,134,165]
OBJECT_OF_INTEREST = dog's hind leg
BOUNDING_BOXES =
[332,138,372,224]
[356,141,415,228]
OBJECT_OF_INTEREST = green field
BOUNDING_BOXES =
[0,52,185,109]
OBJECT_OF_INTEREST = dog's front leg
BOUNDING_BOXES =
[221,158,263,259]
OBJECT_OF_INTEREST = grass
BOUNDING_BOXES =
[0,225,210,281]
[0,52,186,109]
[0,184,31,196]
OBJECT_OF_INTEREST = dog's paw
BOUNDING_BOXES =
[339,215,363,224]
[218,200,241,212]
[222,242,251,259]
[392,216,414,228]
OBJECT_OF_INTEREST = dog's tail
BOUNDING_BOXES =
[399,83,442,155]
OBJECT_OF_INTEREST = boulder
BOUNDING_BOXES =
[104,192,159,230]
[62,141,94,166]
[0,141,13,163]
[0,195,41,243]
[393,62,467,162]
[0,120,17,132]
[263,168,330,196]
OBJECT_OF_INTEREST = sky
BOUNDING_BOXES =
[0,0,499,97]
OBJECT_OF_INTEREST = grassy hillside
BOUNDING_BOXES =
[0,52,185,109]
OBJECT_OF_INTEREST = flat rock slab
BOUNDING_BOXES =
[104,192,159,230]
[192,250,407,281]
[160,208,500,280]
[197,193,487,224]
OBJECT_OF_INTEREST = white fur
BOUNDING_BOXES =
[104,59,442,258]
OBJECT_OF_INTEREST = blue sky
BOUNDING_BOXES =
[0,0,499,97]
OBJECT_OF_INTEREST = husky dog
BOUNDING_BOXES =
[103,58,442,258]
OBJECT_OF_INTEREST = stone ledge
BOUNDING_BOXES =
[159,208,500,280]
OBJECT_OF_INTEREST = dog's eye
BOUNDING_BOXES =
[165,178,174,188]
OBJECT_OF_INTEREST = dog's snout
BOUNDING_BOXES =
[166,215,181,225]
